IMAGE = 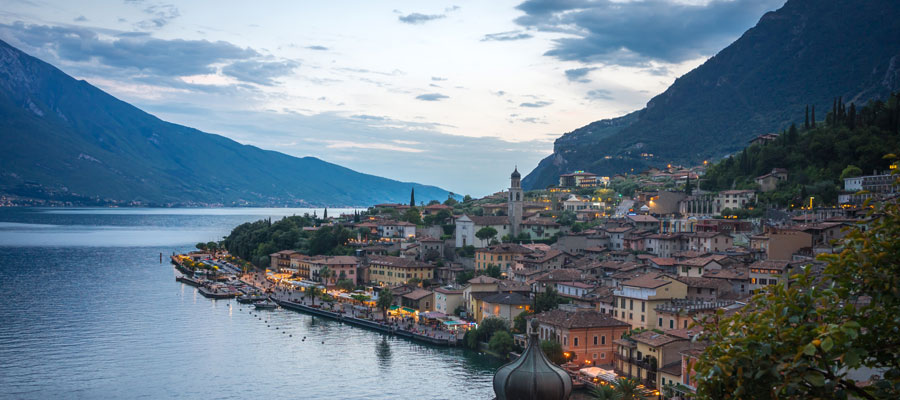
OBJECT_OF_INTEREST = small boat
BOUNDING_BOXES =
[237,295,265,304]
[254,301,277,310]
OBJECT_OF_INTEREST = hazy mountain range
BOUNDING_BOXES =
[0,40,451,207]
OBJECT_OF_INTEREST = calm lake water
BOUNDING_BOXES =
[0,208,502,399]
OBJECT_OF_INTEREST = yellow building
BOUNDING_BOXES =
[614,330,690,391]
[366,255,434,286]
[474,243,532,276]
[612,274,688,329]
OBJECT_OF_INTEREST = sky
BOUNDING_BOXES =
[0,0,785,196]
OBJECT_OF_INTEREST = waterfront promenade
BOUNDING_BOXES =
[235,271,463,345]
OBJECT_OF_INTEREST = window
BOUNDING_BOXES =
[641,301,645,312]
[684,320,688,328]
[620,298,626,308]
[601,336,606,345]
[630,299,634,310]
[697,288,702,294]
[629,313,633,320]
[641,315,644,322]
[593,353,597,359]
[574,337,579,347]
[594,336,598,345]
[564,336,568,346]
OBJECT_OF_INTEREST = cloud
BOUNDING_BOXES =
[481,30,533,42]
[415,93,449,101]
[74,16,88,22]
[431,76,446,81]
[585,89,613,101]
[136,4,180,29]
[398,13,445,24]
[306,45,329,51]
[519,100,552,108]
[0,22,297,88]
[514,0,785,66]
[564,67,595,83]
[221,59,299,86]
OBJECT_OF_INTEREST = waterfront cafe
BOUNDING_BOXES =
[578,367,658,397]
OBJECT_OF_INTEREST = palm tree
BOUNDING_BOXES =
[589,384,621,400]
[319,266,333,286]
[611,377,646,400]
[305,286,320,306]
[376,287,393,322]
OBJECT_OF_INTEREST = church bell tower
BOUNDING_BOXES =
[508,167,524,238]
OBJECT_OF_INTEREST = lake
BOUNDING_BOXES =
[0,208,502,399]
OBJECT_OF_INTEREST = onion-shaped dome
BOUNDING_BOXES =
[511,167,521,180]
[493,320,572,400]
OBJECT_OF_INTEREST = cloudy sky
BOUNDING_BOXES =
[1,0,784,196]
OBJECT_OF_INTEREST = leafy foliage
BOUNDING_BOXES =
[701,93,900,206]
[540,340,565,364]
[695,177,900,399]
[222,215,356,267]
[488,330,515,356]
[534,287,569,313]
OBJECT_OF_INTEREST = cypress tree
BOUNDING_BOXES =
[685,173,693,195]
[409,188,415,207]
[812,105,816,128]
[805,105,810,129]
[848,103,857,130]
[323,207,328,220]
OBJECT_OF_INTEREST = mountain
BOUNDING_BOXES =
[0,40,450,207]
[523,0,900,190]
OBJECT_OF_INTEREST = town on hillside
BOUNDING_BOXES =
[173,151,898,398]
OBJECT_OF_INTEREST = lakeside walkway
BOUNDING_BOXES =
[235,271,463,346]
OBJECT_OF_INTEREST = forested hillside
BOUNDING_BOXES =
[700,93,900,206]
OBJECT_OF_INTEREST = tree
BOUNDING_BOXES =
[695,181,900,400]
[455,270,475,285]
[476,317,510,344]
[463,194,473,202]
[410,188,415,207]
[323,207,328,220]
[407,277,422,287]
[318,266,333,285]
[402,208,422,225]
[376,287,394,322]
[513,310,533,333]
[685,173,693,195]
[540,340,565,364]
[304,286,320,306]
[336,279,355,292]
[535,286,567,313]
[489,330,515,356]
[475,227,498,247]
[610,377,646,400]
[590,384,621,400]
[840,165,863,180]
[805,104,810,129]
[444,194,458,207]
[195,242,207,252]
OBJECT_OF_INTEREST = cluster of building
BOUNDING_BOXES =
[263,166,886,399]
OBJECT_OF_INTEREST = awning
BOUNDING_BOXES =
[389,305,400,310]
[442,320,465,326]
[401,307,416,313]
[419,312,446,319]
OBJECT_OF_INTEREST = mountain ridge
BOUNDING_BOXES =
[0,39,451,207]
[523,0,900,190]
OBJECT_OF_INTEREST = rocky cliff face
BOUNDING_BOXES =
[524,0,900,190]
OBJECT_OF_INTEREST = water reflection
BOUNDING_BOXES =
[376,336,392,369]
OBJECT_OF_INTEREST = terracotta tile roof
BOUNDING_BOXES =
[703,266,749,280]
[627,215,659,223]
[650,257,676,266]
[672,276,730,290]
[482,292,531,305]
[535,268,584,282]
[417,236,443,242]
[749,260,791,271]
[402,289,433,300]
[478,243,533,255]
[309,255,359,265]
[532,309,630,329]
[433,287,464,294]
[679,256,719,267]
[466,215,511,226]
[631,330,686,347]
[468,275,499,284]
[659,362,682,376]
[368,255,433,269]
[621,273,670,289]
